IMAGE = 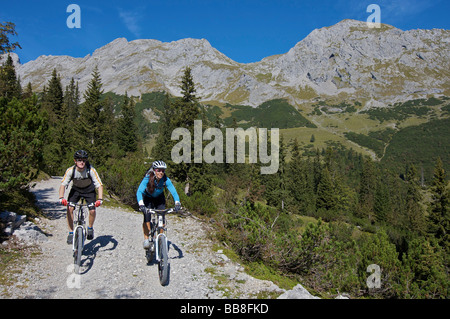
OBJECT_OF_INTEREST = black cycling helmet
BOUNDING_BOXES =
[74,150,88,160]
[152,160,167,170]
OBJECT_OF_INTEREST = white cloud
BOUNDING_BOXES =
[118,8,143,38]
[335,0,441,27]
[381,0,435,18]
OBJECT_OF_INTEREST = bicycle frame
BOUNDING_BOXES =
[148,208,173,261]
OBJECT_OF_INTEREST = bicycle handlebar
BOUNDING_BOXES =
[72,203,89,207]
[144,207,176,215]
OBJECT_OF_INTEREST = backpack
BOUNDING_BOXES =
[67,162,92,189]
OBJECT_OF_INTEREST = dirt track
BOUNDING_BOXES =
[1,177,283,299]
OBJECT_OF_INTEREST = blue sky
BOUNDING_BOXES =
[1,0,449,64]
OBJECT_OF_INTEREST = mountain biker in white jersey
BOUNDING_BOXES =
[136,161,181,250]
[59,150,103,244]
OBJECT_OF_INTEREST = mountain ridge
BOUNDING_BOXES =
[6,19,450,108]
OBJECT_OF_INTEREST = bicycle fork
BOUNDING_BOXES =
[152,214,168,261]
[154,233,167,261]
[73,225,85,251]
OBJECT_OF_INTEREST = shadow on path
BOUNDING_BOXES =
[79,235,119,274]
[30,178,66,220]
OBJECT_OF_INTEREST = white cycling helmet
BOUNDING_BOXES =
[152,160,167,170]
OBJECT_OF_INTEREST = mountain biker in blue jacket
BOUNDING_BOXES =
[136,160,181,250]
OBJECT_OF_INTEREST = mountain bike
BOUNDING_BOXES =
[72,201,89,274]
[144,207,175,286]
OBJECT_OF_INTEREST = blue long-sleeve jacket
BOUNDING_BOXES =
[136,174,180,205]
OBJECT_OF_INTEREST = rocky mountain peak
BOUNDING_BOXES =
[5,19,449,107]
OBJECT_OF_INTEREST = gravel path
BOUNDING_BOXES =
[1,177,284,299]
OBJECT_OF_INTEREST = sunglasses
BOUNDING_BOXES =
[76,159,87,162]
[155,168,165,172]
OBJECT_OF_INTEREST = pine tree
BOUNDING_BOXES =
[357,157,377,222]
[386,173,406,228]
[176,67,200,129]
[40,69,65,175]
[169,67,203,194]
[303,157,317,214]
[96,95,116,164]
[316,166,336,211]
[405,164,426,235]
[58,78,80,157]
[76,66,104,161]
[278,135,288,209]
[64,77,79,123]
[152,92,176,161]
[322,146,352,213]
[246,161,264,204]
[312,148,322,193]
[286,139,315,214]
[286,139,304,211]
[22,82,33,100]
[116,92,138,154]
[0,54,21,101]
[180,66,197,103]
[428,157,450,253]
[263,134,288,209]
[41,69,63,125]
[374,175,391,223]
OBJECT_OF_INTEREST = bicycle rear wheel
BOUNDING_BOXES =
[73,227,83,274]
[158,236,169,286]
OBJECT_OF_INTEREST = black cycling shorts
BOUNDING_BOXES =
[68,188,96,210]
[142,194,165,223]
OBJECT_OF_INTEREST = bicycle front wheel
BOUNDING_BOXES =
[73,227,83,274]
[158,236,169,286]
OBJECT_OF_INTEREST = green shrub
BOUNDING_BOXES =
[358,230,401,298]
[101,152,147,207]
[399,237,448,298]
[180,190,217,217]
